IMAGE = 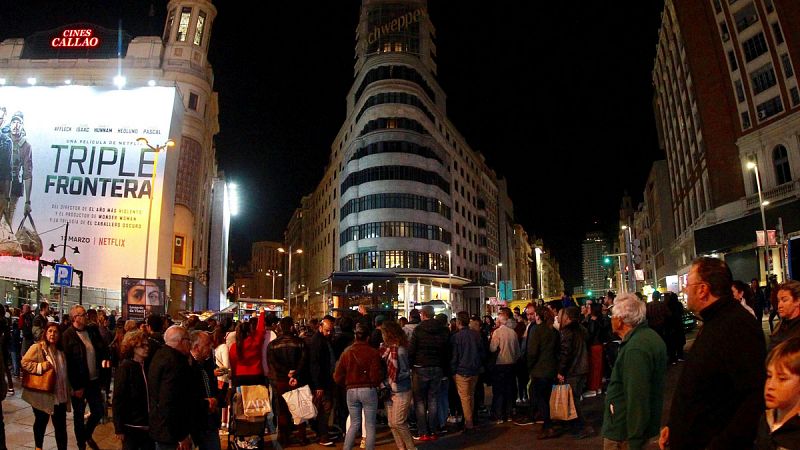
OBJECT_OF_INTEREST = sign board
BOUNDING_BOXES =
[0,86,181,290]
[53,263,73,287]
[756,230,777,247]
[121,277,167,322]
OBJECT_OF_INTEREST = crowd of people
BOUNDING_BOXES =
[0,257,797,449]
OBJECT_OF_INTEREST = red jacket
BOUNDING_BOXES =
[333,340,383,390]
[229,310,266,378]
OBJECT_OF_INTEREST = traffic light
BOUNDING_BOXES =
[586,290,593,297]
[603,256,612,266]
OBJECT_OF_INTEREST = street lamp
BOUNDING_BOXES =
[136,137,175,279]
[446,249,452,309]
[265,270,282,299]
[495,262,503,301]
[534,247,544,299]
[278,246,303,316]
[621,225,636,293]
[747,161,771,279]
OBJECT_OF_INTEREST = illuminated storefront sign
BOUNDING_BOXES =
[50,28,100,48]
[367,7,427,45]
[0,86,182,290]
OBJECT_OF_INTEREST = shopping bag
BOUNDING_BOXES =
[0,219,21,257]
[282,384,317,425]
[549,383,578,421]
[240,384,271,418]
[16,213,42,260]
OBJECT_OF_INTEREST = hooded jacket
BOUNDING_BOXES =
[408,318,450,369]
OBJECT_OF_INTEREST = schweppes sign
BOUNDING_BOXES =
[367,7,427,45]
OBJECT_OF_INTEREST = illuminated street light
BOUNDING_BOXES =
[278,246,303,316]
[136,137,175,279]
[265,270,282,299]
[747,161,771,279]
[621,225,636,292]
[228,183,240,216]
[495,262,503,301]
[446,249,452,309]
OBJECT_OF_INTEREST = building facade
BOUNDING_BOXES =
[287,0,522,318]
[582,231,609,297]
[654,0,800,284]
[0,0,227,314]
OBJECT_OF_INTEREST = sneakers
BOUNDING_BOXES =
[412,433,424,440]
[447,415,458,423]
[513,418,534,426]
[426,434,438,441]
[583,390,597,398]
[317,439,335,447]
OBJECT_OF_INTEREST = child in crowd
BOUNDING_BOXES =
[756,337,800,449]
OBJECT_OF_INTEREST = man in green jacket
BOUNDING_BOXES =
[602,293,667,449]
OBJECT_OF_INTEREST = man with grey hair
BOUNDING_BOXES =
[602,293,667,449]
[409,304,450,441]
[189,330,220,450]
[149,325,197,450]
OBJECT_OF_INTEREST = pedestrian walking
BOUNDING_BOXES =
[22,321,70,450]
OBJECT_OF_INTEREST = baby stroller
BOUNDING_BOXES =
[229,385,270,450]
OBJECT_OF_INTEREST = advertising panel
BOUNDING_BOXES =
[121,277,167,321]
[0,86,180,290]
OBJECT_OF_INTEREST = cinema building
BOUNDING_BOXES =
[0,0,230,315]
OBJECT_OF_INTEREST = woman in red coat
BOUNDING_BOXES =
[229,307,266,387]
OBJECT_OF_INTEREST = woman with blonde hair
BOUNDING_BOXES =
[21,321,70,450]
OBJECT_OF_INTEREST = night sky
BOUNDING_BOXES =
[1,1,666,290]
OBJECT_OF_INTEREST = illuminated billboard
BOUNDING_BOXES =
[121,277,167,321]
[0,86,182,290]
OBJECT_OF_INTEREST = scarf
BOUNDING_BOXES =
[380,343,398,383]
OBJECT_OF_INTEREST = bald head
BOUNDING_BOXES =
[164,325,190,355]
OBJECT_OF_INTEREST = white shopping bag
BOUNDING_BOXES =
[282,384,317,425]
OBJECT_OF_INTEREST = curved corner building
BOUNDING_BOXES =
[292,0,514,319]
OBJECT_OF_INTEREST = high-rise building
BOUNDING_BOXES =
[582,231,609,297]
[289,0,516,318]
[0,0,227,315]
[654,0,800,282]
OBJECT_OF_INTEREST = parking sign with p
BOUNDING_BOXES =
[53,264,73,287]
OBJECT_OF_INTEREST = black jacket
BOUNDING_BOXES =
[667,296,766,449]
[148,345,205,444]
[113,358,150,434]
[409,318,450,369]
[267,334,307,383]
[527,324,560,379]
[61,324,109,391]
[755,411,800,450]
[769,315,800,353]
[307,331,335,390]
[190,355,220,439]
[558,321,588,377]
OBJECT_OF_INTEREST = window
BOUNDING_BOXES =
[177,7,192,42]
[772,23,784,44]
[734,80,745,102]
[720,22,730,42]
[728,50,738,71]
[188,92,199,110]
[766,0,774,13]
[194,11,207,46]
[791,87,800,106]
[742,33,768,62]
[741,111,751,129]
[782,54,794,78]
[773,145,792,185]
[750,63,777,94]
[173,235,185,265]
[756,96,783,120]
[713,0,722,13]
[164,9,175,42]
[733,3,758,32]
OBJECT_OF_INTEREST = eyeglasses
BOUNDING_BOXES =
[682,282,708,292]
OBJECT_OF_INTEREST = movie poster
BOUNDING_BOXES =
[0,86,181,290]
[121,277,166,321]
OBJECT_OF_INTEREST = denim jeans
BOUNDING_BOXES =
[344,387,377,450]
[436,374,449,428]
[386,390,415,450]
[532,377,554,429]
[412,366,442,435]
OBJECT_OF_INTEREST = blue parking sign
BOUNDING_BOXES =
[53,264,73,287]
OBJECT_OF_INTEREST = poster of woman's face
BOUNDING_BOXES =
[121,278,166,321]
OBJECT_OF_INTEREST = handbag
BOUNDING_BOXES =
[549,383,577,421]
[282,385,317,425]
[16,212,43,260]
[22,346,56,393]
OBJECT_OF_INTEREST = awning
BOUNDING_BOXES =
[694,199,800,254]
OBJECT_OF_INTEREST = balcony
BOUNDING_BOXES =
[746,180,799,208]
